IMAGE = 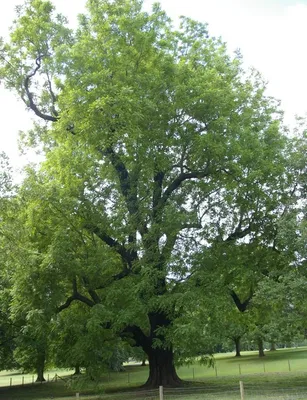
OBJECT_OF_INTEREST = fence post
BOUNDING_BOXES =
[48,374,49,382]
[288,360,291,371]
[22,376,24,385]
[159,385,164,400]
[32,375,34,384]
[10,378,12,387]
[240,380,244,400]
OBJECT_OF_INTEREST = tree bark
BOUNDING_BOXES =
[35,352,46,382]
[134,311,182,388]
[234,337,241,357]
[258,338,265,357]
[144,347,182,388]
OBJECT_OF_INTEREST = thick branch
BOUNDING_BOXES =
[57,278,95,312]
[225,211,251,241]
[122,325,151,350]
[153,169,165,220]
[98,147,138,216]
[161,168,210,206]
[57,295,76,312]
[45,69,58,117]
[230,289,253,312]
[85,223,138,267]
[82,276,101,304]
[88,289,101,304]
[22,55,58,122]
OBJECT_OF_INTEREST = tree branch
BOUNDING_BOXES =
[85,223,138,267]
[82,276,101,304]
[153,169,165,220]
[230,289,253,312]
[122,325,150,349]
[45,69,58,117]
[161,167,211,206]
[57,278,95,312]
[225,224,252,242]
[94,268,133,291]
[22,55,58,122]
[225,211,253,242]
[97,147,138,217]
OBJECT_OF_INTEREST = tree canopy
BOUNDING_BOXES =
[0,0,305,388]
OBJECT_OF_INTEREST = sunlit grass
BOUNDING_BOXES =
[1,347,307,399]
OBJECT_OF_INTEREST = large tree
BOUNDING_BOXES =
[0,0,298,387]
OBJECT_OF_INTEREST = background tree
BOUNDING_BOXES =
[51,303,130,378]
[0,153,18,370]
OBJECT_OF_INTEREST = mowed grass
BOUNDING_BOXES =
[0,368,70,387]
[0,347,307,399]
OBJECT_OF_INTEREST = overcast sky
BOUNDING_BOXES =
[1,0,307,169]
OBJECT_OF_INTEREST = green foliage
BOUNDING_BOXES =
[50,303,129,378]
[0,0,305,385]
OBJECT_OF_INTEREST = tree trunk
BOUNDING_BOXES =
[35,353,46,382]
[136,311,182,388]
[74,365,81,375]
[234,337,241,357]
[141,356,146,366]
[258,338,265,357]
[270,342,277,351]
[144,347,182,388]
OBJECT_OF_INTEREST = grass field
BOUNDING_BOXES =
[0,347,307,399]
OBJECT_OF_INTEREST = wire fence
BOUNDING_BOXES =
[2,379,307,399]
[3,369,307,399]
[96,383,307,400]
[28,383,307,400]
[0,358,306,388]
[0,372,58,387]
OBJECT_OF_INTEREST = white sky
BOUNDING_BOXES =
[0,0,307,169]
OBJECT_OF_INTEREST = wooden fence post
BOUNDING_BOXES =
[240,381,244,400]
[159,385,164,400]
[10,378,12,387]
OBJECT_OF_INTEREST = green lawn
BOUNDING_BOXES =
[0,368,70,388]
[1,347,307,399]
